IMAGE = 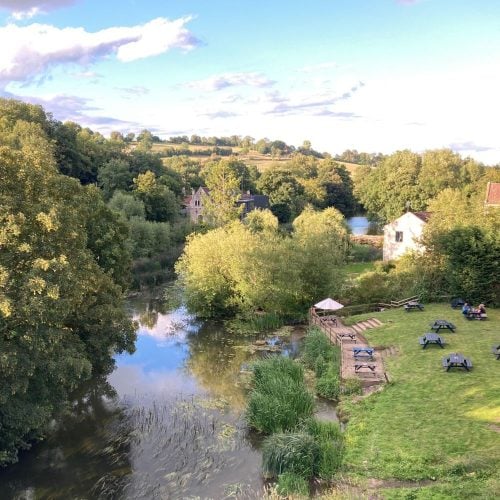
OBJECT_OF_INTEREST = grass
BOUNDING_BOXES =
[338,303,500,496]
[247,357,314,434]
[343,261,377,276]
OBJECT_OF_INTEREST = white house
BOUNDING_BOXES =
[383,211,431,261]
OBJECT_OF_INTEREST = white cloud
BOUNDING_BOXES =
[0,16,199,84]
[0,0,76,19]
[186,72,275,91]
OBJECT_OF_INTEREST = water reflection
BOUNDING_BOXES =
[0,292,274,499]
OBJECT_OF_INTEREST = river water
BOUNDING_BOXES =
[0,293,306,499]
[346,216,381,235]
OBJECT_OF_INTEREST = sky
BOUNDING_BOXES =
[1,0,500,163]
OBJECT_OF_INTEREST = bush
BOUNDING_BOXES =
[262,433,320,479]
[316,369,340,400]
[350,243,382,262]
[247,357,314,434]
[302,328,339,369]
[342,377,363,396]
[276,472,309,497]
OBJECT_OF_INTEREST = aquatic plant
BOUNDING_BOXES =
[262,432,319,479]
[316,368,341,400]
[247,357,314,434]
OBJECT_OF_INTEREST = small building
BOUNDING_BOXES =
[183,186,269,222]
[383,211,431,261]
[485,182,500,207]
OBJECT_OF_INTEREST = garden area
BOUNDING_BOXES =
[334,304,500,498]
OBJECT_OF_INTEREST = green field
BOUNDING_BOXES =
[152,143,362,174]
[336,304,500,498]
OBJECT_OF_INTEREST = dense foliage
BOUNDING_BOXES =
[0,99,136,465]
[176,207,349,318]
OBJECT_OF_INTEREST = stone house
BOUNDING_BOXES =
[383,211,431,261]
[183,186,269,222]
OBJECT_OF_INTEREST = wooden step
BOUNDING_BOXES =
[369,317,383,326]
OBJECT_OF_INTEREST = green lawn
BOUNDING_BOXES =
[339,304,500,498]
[343,261,376,276]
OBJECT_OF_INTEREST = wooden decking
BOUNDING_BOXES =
[309,309,386,386]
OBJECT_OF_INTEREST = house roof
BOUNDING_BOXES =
[485,182,500,206]
[411,211,432,222]
[182,195,192,206]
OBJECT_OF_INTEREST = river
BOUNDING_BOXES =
[0,292,307,499]
[346,215,382,235]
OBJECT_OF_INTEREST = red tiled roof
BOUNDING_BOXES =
[485,182,500,205]
[412,211,432,222]
[182,195,192,206]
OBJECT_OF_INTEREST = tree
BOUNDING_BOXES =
[433,226,500,305]
[256,168,305,222]
[202,160,243,227]
[133,171,179,222]
[97,158,132,200]
[0,144,135,465]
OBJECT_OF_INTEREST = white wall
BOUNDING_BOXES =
[383,213,426,261]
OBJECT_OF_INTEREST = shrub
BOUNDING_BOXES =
[316,369,340,400]
[247,357,314,434]
[350,243,382,262]
[262,433,320,479]
[342,377,363,396]
[314,354,327,377]
[276,472,309,497]
[302,328,339,369]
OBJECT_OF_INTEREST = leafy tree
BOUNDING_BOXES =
[0,144,135,465]
[257,168,305,222]
[97,158,132,200]
[433,227,500,305]
[133,171,179,222]
[201,160,243,227]
[108,191,146,220]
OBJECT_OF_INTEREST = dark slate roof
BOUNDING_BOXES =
[251,195,270,209]
[412,211,432,222]
[485,182,500,205]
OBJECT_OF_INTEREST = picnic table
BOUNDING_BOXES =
[430,320,456,333]
[353,346,374,360]
[354,363,376,374]
[337,332,356,343]
[418,333,445,349]
[442,353,473,371]
[492,345,500,360]
[451,298,465,309]
[465,310,488,321]
[404,301,424,312]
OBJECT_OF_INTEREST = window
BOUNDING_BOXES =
[395,231,403,242]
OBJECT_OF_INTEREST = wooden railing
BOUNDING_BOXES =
[309,308,337,344]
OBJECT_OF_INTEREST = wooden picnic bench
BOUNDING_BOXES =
[404,301,424,312]
[430,320,456,333]
[419,333,445,349]
[337,332,357,343]
[353,347,374,360]
[465,311,488,321]
[442,353,473,371]
[355,363,376,374]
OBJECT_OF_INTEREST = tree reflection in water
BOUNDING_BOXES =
[0,377,133,499]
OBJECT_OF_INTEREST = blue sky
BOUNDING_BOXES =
[1,0,500,163]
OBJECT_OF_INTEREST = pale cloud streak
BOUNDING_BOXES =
[186,72,275,91]
[0,0,76,19]
[0,16,199,85]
